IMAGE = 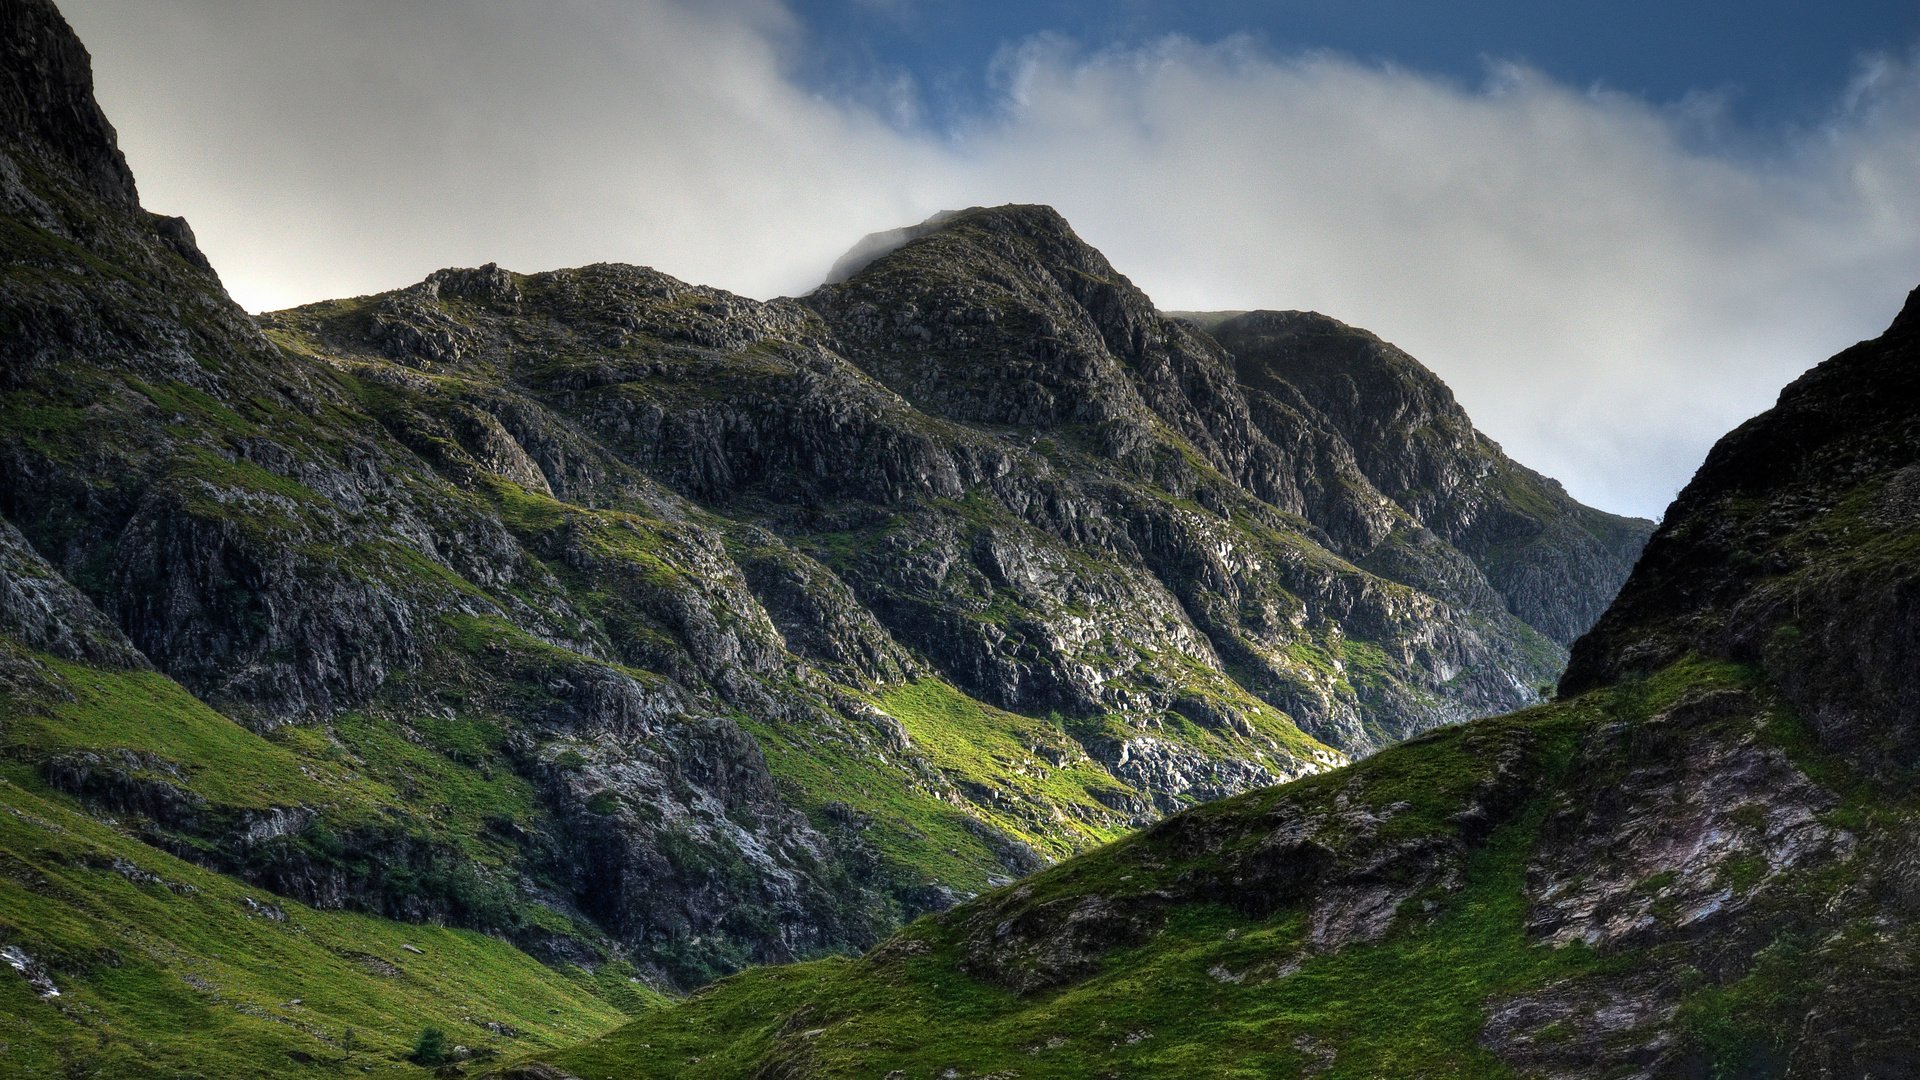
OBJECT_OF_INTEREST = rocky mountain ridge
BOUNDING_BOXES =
[2,0,1649,1071]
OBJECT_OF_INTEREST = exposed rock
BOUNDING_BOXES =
[0,944,59,998]
[0,0,138,207]
[1480,972,1680,1080]
[1525,689,1852,953]
[1208,309,1651,646]
[0,515,144,666]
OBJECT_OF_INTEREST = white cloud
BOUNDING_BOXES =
[948,37,1920,516]
[57,2,1920,519]
[61,0,956,306]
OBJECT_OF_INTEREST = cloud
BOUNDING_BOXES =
[57,2,1920,519]
[954,36,1920,516]
[61,0,957,306]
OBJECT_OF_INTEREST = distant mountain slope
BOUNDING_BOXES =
[3,2,1643,1071]
[521,294,1920,1077]
[1206,309,1651,645]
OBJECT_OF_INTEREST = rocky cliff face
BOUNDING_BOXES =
[1207,309,1651,646]
[528,288,1920,1078]
[1564,287,1920,780]
[0,0,137,209]
[2,0,1643,1043]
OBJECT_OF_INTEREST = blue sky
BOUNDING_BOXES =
[790,0,1920,133]
[59,0,1920,518]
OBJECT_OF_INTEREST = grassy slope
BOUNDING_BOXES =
[742,677,1132,896]
[0,642,646,1076]
[0,771,636,1079]
[529,659,1859,1078]
[4,621,607,931]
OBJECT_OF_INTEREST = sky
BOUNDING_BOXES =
[57,0,1920,520]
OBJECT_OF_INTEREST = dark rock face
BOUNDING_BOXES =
[0,0,138,207]
[1564,287,1920,780]
[1207,309,1651,647]
[0,516,143,666]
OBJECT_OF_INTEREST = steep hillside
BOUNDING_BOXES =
[518,294,1920,1078]
[263,204,1644,764]
[1563,288,1920,776]
[1205,310,1651,646]
[2,0,1645,1068]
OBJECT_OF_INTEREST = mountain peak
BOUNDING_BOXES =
[931,202,1075,237]
[1204,307,1653,644]
[1221,308,1367,337]
[0,0,139,208]
[1891,283,1920,337]
[820,203,1080,286]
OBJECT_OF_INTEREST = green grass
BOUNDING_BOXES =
[531,694,1610,1079]
[321,710,541,868]
[738,672,1324,903]
[872,680,1135,857]
[437,612,664,693]
[2,646,593,937]
[5,655,381,816]
[130,378,252,438]
[6,650,557,862]
[0,388,95,458]
[527,658,1815,1078]
[737,706,1033,894]
[162,445,329,537]
[0,644,639,1073]
[0,775,626,1078]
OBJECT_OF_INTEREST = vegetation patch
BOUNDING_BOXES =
[0,776,624,1078]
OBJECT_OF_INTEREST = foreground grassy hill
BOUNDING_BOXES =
[513,292,1920,1077]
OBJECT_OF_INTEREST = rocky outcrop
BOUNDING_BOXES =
[948,710,1541,995]
[1565,286,1920,780]
[0,515,143,666]
[0,0,138,207]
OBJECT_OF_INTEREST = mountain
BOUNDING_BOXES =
[1562,289,1920,773]
[1,0,1648,1072]
[520,291,1920,1077]
[1204,310,1651,646]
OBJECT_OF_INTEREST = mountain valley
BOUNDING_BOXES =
[8,2,1914,1077]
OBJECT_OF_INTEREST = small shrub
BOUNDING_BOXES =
[410,1026,447,1066]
